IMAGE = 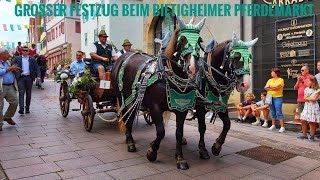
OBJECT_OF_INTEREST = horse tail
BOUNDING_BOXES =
[163,111,171,126]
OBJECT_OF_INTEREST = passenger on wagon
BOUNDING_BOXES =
[117,39,133,57]
[69,51,86,76]
[251,91,270,127]
[89,30,118,80]
[236,93,256,122]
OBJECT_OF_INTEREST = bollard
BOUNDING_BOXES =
[293,107,301,123]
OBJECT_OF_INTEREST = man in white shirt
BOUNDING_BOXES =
[117,39,133,57]
[89,30,118,80]
[13,46,40,114]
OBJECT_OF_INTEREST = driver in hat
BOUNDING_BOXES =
[89,30,118,80]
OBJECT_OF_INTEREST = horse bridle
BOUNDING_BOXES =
[200,42,240,94]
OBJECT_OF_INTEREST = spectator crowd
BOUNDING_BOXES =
[236,65,320,142]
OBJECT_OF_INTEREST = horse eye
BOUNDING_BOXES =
[234,52,241,59]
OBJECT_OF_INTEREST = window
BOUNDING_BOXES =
[56,27,58,37]
[94,28,98,41]
[84,33,88,46]
[52,29,55,39]
[61,22,64,34]
[75,21,81,33]
[42,38,47,49]
[47,32,50,42]
[59,25,61,36]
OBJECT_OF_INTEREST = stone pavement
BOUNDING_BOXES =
[0,79,319,179]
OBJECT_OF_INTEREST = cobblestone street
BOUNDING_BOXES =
[0,80,320,180]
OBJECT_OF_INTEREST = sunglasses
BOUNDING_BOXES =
[22,50,28,52]
[301,69,305,72]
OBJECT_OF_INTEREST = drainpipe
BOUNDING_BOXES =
[240,0,245,102]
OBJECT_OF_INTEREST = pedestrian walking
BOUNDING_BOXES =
[36,55,47,90]
[14,42,22,56]
[28,43,37,57]
[0,48,20,130]
[13,46,41,114]
[265,68,285,133]
[297,77,320,142]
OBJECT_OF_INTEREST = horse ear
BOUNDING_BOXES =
[177,16,186,30]
[232,31,239,46]
[195,17,206,31]
[189,16,195,24]
[154,38,162,44]
[245,38,258,48]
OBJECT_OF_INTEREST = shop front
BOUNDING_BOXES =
[252,0,320,114]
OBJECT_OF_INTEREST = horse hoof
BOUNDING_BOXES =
[181,137,187,145]
[199,149,210,159]
[128,145,137,152]
[177,162,189,170]
[211,144,222,156]
[147,148,157,162]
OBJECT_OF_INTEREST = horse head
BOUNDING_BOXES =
[226,32,258,92]
[165,16,206,78]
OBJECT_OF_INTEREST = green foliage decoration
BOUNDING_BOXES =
[68,68,96,96]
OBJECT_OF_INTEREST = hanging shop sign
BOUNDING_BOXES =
[263,0,306,6]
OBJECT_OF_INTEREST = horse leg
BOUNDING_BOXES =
[195,105,210,159]
[175,112,189,170]
[146,105,165,162]
[212,112,230,156]
[125,114,137,152]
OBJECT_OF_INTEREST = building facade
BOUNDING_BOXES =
[252,0,320,113]
[27,17,41,44]
[80,0,144,57]
[46,0,81,70]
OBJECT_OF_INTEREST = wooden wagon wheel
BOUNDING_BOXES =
[143,111,154,125]
[59,81,70,117]
[82,94,95,132]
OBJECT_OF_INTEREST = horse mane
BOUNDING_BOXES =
[212,40,231,58]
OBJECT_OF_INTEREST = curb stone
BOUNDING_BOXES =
[0,162,8,180]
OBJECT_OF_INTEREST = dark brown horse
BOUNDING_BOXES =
[111,17,206,170]
[192,32,258,159]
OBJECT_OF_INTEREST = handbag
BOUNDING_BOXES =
[265,94,272,105]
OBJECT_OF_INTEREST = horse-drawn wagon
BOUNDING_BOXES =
[56,58,153,132]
